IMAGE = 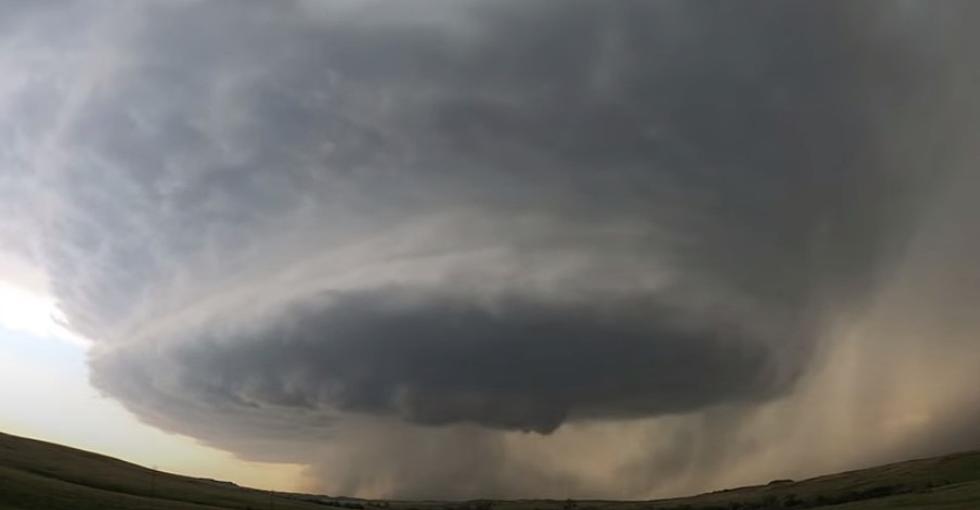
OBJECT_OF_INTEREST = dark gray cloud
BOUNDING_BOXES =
[96,288,780,434]
[77,0,895,434]
[4,0,980,499]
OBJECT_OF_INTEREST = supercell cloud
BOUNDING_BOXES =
[2,0,980,499]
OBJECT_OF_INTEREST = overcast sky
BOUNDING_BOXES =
[2,0,980,500]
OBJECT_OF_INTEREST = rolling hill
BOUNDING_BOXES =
[1,431,979,509]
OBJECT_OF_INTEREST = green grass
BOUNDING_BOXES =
[2,431,979,509]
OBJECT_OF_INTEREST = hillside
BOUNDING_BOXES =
[1,431,979,509]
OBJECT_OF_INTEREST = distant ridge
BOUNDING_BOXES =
[2,431,979,509]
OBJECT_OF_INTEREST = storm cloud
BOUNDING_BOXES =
[3,0,980,499]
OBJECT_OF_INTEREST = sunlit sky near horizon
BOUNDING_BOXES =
[0,282,307,492]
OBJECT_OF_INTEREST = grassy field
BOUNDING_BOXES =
[2,431,979,509]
